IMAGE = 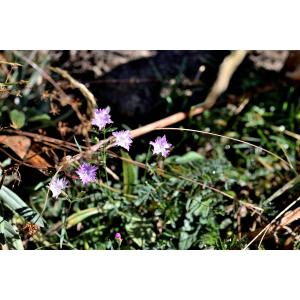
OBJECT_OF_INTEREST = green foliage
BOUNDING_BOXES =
[0,186,44,227]
[9,109,26,129]
[121,150,138,195]
[1,51,300,250]
[0,216,24,250]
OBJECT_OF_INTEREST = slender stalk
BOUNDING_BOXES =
[156,127,291,169]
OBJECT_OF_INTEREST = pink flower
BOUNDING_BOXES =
[150,135,172,157]
[49,177,68,198]
[76,162,98,185]
[115,232,123,248]
[91,107,113,131]
[112,130,133,151]
[115,232,122,240]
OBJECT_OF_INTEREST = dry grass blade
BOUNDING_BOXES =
[157,127,291,169]
[63,51,249,164]
[3,129,83,152]
[280,207,300,227]
[51,67,97,117]
[243,196,300,249]
[131,51,248,139]
[13,51,71,106]
[107,150,263,214]
[107,150,235,200]
[263,175,300,205]
[0,61,22,67]
[192,50,248,111]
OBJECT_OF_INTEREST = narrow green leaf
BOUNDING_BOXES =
[0,216,24,250]
[175,151,204,164]
[66,207,101,229]
[0,186,44,227]
[28,113,51,122]
[121,150,138,195]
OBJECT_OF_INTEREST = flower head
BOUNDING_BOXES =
[76,162,98,185]
[112,130,133,151]
[49,177,69,199]
[91,107,113,131]
[150,135,172,158]
[115,232,122,240]
[115,232,122,248]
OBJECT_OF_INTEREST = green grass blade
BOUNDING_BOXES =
[66,207,101,229]
[0,216,24,250]
[121,150,138,195]
[0,186,44,227]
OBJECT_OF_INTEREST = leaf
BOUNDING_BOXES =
[9,109,26,129]
[125,216,156,248]
[65,207,101,229]
[179,225,202,250]
[0,217,5,245]
[0,216,24,250]
[175,151,204,164]
[0,186,44,227]
[28,114,51,122]
[0,135,30,157]
[0,135,52,169]
[121,150,138,195]
[179,231,196,250]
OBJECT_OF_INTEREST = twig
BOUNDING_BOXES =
[0,61,22,67]
[107,150,235,200]
[2,129,83,152]
[263,175,300,205]
[13,51,71,106]
[51,67,97,117]
[192,50,248,111]
[243,196,300,249]
[156,127,291,169]
[131,51,248,138]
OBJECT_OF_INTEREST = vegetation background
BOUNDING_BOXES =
[0,50,299,250]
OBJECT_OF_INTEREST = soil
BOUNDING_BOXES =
[51,50,230,126]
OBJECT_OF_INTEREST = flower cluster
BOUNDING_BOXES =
[49,107,173,197]
[91,107,172,156]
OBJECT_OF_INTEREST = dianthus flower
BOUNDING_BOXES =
[112,130,133,151]
[149,135,172,157]
[91,107,113,130]
[115,232,122,248]
[49,177,69,198]
[76,162,98,185]
[115,232,122,240]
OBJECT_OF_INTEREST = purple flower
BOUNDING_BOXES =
[91,107,113,131]
[49,177,68,199]
[112,130,133,151]
[115,232,122,240]
[150,135,172,158]
[76,162,98,185]
[115,232,122,248]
